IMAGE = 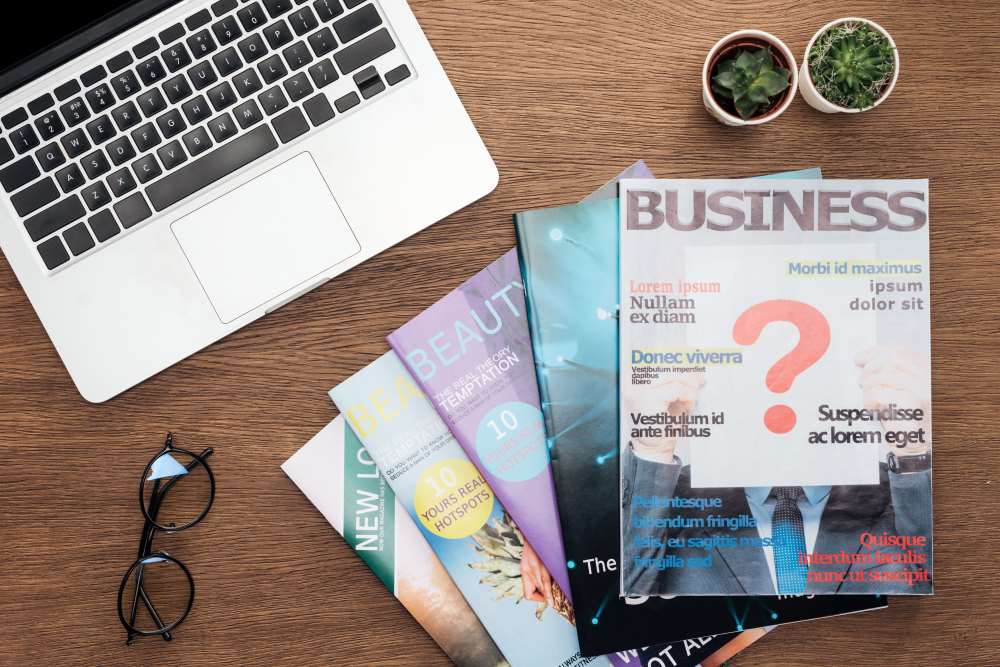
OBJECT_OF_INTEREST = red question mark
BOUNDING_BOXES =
[732,300,831,434]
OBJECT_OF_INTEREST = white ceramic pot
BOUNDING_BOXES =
[702,29,798,127]
[799,17,900,113]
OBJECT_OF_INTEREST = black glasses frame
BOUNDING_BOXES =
[117,433,215,644]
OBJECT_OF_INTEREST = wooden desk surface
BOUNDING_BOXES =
[2,1,997,664]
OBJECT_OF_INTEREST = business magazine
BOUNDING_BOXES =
[618,179,932,596]
[282,417,508,667]
[330,352,606,667]
[516,167,886,655]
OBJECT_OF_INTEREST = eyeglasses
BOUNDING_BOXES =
[117,433,215,644]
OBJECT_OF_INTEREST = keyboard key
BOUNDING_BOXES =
[156,108,187,138]
[308,27,337,57]
[157,140,188,170]
[212,0,238,16]
[0,156,39,192]
[64,222,96,255]
[61,128,91,158]
[189,61,219,90]
[283,72,313,102]
[28,93,55,115]
[264,19,293,49]
[131,123,161,152]
[114,193,152,228]
[55,163,85,192]
[212,47,243,77]
[159,23,186,46]
[282,41,313,70]
[11,126,40,156]
[385,64,410,86]
[334,27,393,74]
[238,33,268,63]
[54,80,82,101]
[107,136,136,166]
[1,108,28,129]
[137,57,168,86]
[333,4,381,43]
[147,124,278,211]
[162,43,193,73]
[238,2,268,31]
[111,101,142,131]
[37,236,70,269]
[212,16,243,45]
[289,6,319,35]
[25,196,85,242]
[233,68,263,97]
[258,86,289,115]
[107,167,138,197]
[307,58,338,88]
[258,55,287,84]
[133,37,159,59]
[81,181,112,211]
[60,98,91,127]
[343,0,365,7]
[0,138,11,166]
[11,177,59,216]
[302,92,334,126]
[86,84,116,113]
[353,65,384,99]
[81,150,111,179]
[263,0,293,19]
[89,209,120,241]
[313,0,344,22]
[272,106,308,143]
[35,143,66,171]
[80,65,106,87]
[86,115,116,144]
[138,88,168,117]
[182,126,213,156]
[186,8,213,30]
[164,74,194,104]
[208,81,238,111]
[132,154,162,184]
[187,29,218,58]
[334,91,359,113]
[107,51,134,73]
[111,70,142,99]
[35,111,65,139]
[208,112,238,142]
[182,95,212,124]
[233,99,263,128]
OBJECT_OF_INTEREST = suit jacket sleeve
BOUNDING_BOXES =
[887,468,933,575]
[620,445,682,593]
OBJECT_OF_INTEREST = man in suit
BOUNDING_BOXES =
[621,346,932,596]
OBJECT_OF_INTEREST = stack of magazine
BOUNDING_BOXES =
[283,163,932,666]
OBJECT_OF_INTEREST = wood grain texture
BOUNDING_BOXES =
[1,1,998,664]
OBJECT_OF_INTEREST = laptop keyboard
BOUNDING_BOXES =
[0,0,412,271]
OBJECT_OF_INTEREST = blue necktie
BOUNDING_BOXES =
[771,486,808,594]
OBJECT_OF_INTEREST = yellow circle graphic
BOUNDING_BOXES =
[414,459,495,539]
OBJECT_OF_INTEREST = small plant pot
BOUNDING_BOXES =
[799,17,899,113]
[702,29,798,126]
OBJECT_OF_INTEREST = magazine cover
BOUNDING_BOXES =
[618,179,931,597]
[612,627,771,667]
[281,417,509,667]
[330,352,607,667]
[388,248,569,595]
[516,168,886,656]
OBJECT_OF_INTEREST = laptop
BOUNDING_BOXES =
[0,0,498,402]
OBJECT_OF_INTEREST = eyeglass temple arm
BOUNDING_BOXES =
[127,445,214,642]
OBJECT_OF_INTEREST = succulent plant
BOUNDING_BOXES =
[711,47,791,120]
[808,22,895,109]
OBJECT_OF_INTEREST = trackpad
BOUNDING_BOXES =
[172,153,360,323]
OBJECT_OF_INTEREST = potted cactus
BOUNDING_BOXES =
[799,17,899,113]
[702,30,797,126]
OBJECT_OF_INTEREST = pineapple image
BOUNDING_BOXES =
[468,512,575,625]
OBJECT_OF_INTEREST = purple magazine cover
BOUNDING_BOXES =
[387,250,571,593]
